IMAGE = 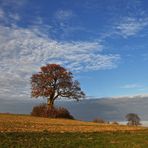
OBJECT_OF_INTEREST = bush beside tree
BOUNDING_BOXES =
[31,103,74,119]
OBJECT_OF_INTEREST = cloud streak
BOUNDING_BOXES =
[121,83,148,93]
[55,9,74,21]
[121,84,143,89]
[115,17,148,38]
[0,24,120,100]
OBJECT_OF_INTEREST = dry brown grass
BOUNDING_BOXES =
[0,113,145,133]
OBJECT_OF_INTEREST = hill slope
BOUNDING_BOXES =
[0,114,144,132]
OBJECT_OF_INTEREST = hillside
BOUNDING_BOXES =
[0,113,144,133]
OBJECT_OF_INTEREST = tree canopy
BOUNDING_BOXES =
[31,64,85,107]
[125,113,141,126]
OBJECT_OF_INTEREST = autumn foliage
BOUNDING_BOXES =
[31,103,74,119]
[31,64,85,108]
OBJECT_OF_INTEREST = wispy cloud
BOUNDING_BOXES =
[9,13,20,21]
[0,0,27,8]
[100,16,148,40]
[121,83,148,93]
[54,9,74,21]
[52,9,79,39]
[115,17,148,38]
[142,53,148,61]
[121,83,143,89]
[0,24,120,100]
[0,0,121,101]
[0,8,21,26]
[0,8,5,19]
[0,25,120,72]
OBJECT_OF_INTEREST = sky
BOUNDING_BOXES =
[0,0,148,102]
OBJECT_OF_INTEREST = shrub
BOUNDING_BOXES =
[111,121,119,125]
[93,118,106,123]
[31,103,48,117]
[47,107,74,119]
[31,104,74,119]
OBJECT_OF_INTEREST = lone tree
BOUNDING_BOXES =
[125,113,141,126]
[31,64,85,108]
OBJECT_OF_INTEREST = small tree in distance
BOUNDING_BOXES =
[125,113,141,126]
[31,64,85,108]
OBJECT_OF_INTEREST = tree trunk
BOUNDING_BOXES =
[47,98,54,108]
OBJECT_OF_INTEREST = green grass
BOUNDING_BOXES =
[1,131,148,148]
[0,114,147,147]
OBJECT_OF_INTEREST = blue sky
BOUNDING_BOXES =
[0,0,148,101]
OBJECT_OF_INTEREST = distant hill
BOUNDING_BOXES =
[0,95,148,121]
[56,95,148,121]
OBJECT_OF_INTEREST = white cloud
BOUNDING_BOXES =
[101,16,148,39]
[0,0,27,26]
[0,2,120,101]
[0,25,120,72]
[0,8,21,26]
[54,9,74,21]
[0,24,120,100]
[108,93,148,100]
[115,17,148,38]
[9,13,20,21]
[121,83,143,89]
[0,0,27,8]
[0,8,5,19]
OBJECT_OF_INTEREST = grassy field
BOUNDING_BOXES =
[0,113,148,147]
[0,113,144,132]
